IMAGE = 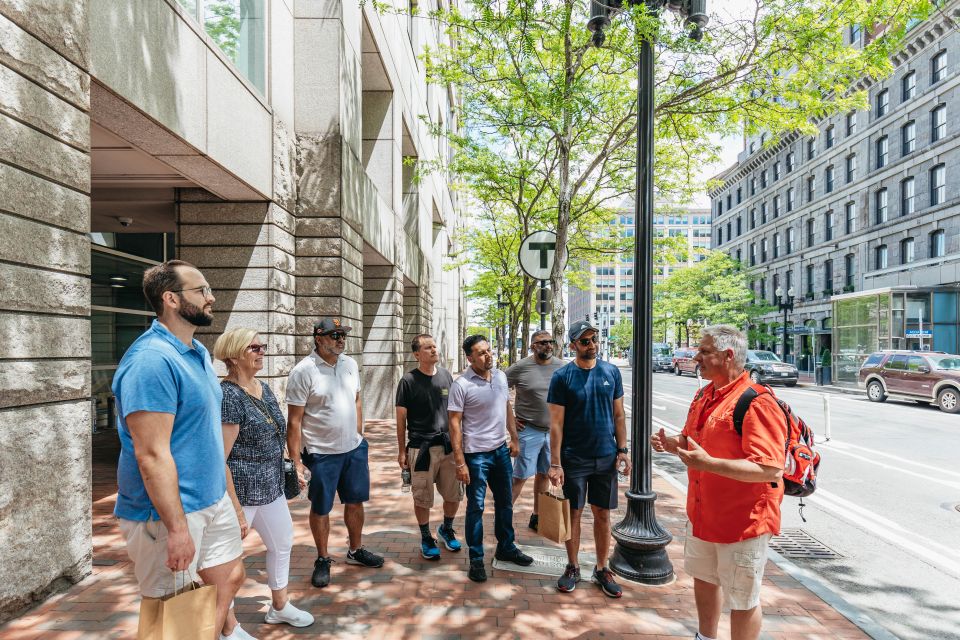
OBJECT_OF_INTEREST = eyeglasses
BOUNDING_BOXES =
[325,332,347,341]
[246,344,267,354]
[533,339,556,346]
[577,336,599,346]
[173,285,213,298]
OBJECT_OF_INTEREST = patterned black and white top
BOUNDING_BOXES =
[221,380,286,506]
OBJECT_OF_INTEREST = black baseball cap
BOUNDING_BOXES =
[313,317,353,336]
[568,320,597,342]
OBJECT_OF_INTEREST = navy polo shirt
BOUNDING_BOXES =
[547,360,624,458]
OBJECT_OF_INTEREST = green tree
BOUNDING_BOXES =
[205,1,240,62]
[608,320,633,354]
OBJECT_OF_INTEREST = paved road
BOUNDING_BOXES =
[618,368,960,640]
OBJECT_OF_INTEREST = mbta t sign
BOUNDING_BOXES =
[518,230,557,281]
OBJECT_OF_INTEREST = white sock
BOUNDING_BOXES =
[696,633,717,640]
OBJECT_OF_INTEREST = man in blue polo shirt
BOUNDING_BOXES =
[113,260,252,640]
[547,320,631,598]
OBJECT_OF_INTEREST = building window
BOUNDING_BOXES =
[825,210,834,241]
[902,71,916,101]
[807,138,816,160]
[786,187,795,212]
[750,242,757,266]
[845,154,857,183]
[761,202,768,224]
[761,169,768,189]
[759,277,766,300]
[750,208,756,229]
[787,227,795,254]
[930,230,946,258]
[736,216,742,236]
[901,177,916,215]
[773,195,781,218]
[761,238,768,262]
[901,237,915,264]
[737,186,743,204]
[717,200,723,216]
[786,269,793,293]
[876,136,888,168]
[750,140,756,153]
[806,264,815,296]
[824,259,833,293]
[846,111,857,136]
[717,227,723,245]
[726,221,732,241]
[786,152,795,173]
[845,201,856,234]
[179,0,268,94]
[772,274,780,303]
[875,244,888,269]
[825,165,834,193]
[876,89,889,117]
[850,23,862,45]
[931,50,946,84]
[773,161,781,181]
[726,193,732,209]
[902,120,916,155]
[806,218,815,247]
[750,177,757,196]
[807,175,815,201]
[735,248,742,262]
[931,164,946,205]
[825,125,835,149]
[931,104,946,142]
[773,232,781,258]
[875,188,888,224]
[845,254,855,289]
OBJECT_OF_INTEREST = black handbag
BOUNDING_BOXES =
[244,384,302,500]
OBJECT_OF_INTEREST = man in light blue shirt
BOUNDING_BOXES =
[448,335,533,583]
[113,260,253,640]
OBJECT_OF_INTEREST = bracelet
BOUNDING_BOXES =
[550,464,562,468]
[456,463,466,469]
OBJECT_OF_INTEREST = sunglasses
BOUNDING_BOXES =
[577,336,599,346]
[246,344,267,354]
[533,339,556,346]
[325,332,347,341]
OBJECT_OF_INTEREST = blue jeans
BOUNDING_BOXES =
[464,443,519,561]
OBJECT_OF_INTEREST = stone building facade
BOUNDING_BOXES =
[0,0,464,620]
[709,3,960,370]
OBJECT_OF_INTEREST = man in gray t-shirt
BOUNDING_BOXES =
[506,330,565,532]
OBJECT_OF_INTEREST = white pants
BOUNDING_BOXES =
[242,495,294,591]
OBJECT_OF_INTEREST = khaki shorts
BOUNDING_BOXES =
[118,493,243,598]
[409,446,463,509]
[683,521,771,611]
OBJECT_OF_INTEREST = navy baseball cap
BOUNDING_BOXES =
[568,320,597,342]
[313,317,353,335]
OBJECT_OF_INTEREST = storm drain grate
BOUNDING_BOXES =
[770,528,842,559]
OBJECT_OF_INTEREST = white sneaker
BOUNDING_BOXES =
[219,623,258,640]
[264,601,315,628]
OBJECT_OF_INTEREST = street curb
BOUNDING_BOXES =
[795,382,864,396]
[652,465,900,640]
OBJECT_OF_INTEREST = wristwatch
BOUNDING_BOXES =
[617,447,629,454]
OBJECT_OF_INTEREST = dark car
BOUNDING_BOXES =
[744,350,798,386]
[672,348,699,377]
[653,343,674,372]
[858,350,960,413]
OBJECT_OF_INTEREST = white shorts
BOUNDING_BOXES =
[118,493,243,598]
[683,521,771,611]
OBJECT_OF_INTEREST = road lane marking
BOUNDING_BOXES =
[819,439,960,481]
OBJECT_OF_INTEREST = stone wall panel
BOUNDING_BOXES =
[0,359,89,409]
[0,312,89,360]
[0,164,89,233]
[0,213,88,273]
[0,0,89,68]
[0,64,88,150]
[0,114,89,192]
[0,13,88,108]
[0,263,88,315]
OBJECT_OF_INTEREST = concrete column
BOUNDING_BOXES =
[403,282,433,371]
[363,265,404,419]
[0,3,92,622]
[177,195,297,401]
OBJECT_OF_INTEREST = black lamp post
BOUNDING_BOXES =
[775,286,795,362]
[587,0,708,585]
[496,293,509,357]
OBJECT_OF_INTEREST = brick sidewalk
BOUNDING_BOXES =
[0,420,868,640]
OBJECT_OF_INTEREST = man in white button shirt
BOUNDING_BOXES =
[287,318,384,589]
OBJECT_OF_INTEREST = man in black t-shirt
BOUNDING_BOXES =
[395,334,463,561]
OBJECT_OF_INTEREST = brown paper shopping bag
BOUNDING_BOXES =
[137,575,218,640]
[538,491,572,544]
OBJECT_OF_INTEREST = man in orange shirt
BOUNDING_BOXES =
[651,325,786,640]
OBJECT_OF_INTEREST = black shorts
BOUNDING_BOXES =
[561,452,618,511]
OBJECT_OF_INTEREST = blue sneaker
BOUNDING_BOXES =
[437,524,462,552]
[420,536,441,560]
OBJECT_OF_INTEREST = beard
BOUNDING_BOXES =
[579,349,597,360]
[178,300,213,327]
[535,349,553,361]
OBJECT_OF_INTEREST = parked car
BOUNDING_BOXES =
[653,343,674,372]
[744,350,799,386]
[858,350,960,413]
[672,348,699,377]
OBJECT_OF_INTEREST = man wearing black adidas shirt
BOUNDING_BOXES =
[395,334,463,561]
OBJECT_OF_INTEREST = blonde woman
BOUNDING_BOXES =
[213,328,314,630]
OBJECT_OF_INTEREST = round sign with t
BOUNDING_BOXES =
[518,230,558,281]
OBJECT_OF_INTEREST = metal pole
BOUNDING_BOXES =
[540,279,547,331]
[609,7,674,585]
[782,303,788,361]
[822,393,832,441]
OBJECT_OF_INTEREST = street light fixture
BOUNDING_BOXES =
[587,0,708,586]
[775,286,796,362]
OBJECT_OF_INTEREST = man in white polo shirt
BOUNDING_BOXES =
[286,318,384,589]
[449,334,533,582]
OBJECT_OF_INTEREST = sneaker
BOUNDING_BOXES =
[219,623,257,640]
[346,546,384,568]
[311,556,334,588]
[528,514,538,532]
[264,601,315,627]
[437,524,462,552]
[494,547,533,566]
[557,564,581,592]
[468,559,487,582]
[592,566,623,598]
[421,536,441,560]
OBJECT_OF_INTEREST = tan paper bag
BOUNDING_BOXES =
[137,578,218,640]
[538,491,572,544]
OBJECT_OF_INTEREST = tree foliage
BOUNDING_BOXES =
[608,320,634,354]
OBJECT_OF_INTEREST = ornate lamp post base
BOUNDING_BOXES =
[610,490,674,584]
